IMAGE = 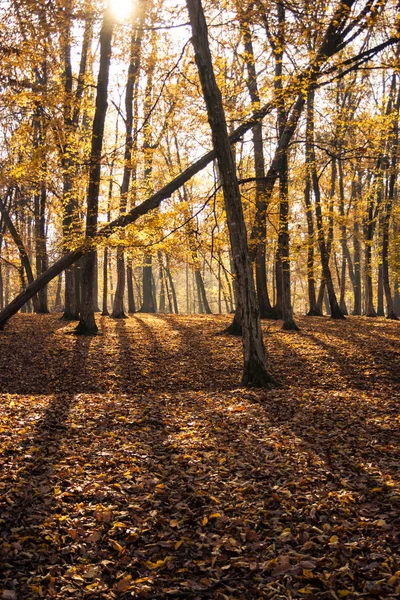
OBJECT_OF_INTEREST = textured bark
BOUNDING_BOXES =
[54,273,63,312]
[195,269,210,314]
[337,160,348,315]
[186,0,277,387]
[169,136,212,315]
[75,8,114,335]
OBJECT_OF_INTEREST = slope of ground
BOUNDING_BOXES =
[0,314,399,600]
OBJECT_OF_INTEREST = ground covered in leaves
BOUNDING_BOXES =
[0,314,399,600]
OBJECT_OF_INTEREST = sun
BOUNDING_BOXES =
[110,0,133,21]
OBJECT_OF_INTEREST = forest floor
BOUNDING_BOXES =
[0,314,399,600]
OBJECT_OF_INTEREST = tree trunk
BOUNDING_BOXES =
[308,94,344,319]
[139,253,156,313]
[102,247,109,316]
[195,268,210,313]
[352,216,362,314]
[75,7,114,335]
[337,160,348,315]
[304,89,321,316]
[382,76,399,320]
[93,250,101,311]
[54,273,63,312]
[34,185,49,314]
[127,257,136,314]
[186,0,277,387]
[377,263,384,316]
[166,258,179,314]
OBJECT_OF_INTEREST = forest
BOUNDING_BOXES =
[0,0,399,598]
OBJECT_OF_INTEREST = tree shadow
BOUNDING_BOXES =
[0,334,93,597]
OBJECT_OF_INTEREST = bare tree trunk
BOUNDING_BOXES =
[377,262,384,316]
[353,215,362,314]
[75,7,114,334]
[34,184,49,313]
[308,93,344,319]
[338,160,348,315]
[0,217,5,310]
[93,250,101,311]
[186,0,277,387]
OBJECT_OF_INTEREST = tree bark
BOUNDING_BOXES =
[186,0,277,387]
[75,6,114,334]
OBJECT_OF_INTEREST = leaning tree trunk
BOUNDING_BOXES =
[0,193,39,313]
[186,0,277,387]
[75,7,114,334]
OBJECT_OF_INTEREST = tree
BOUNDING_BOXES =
[75,4,114,334]
[185,0,277,387]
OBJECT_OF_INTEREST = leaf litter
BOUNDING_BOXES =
[0,314,399,599]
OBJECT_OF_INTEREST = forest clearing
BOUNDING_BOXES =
[0,314,399,599]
